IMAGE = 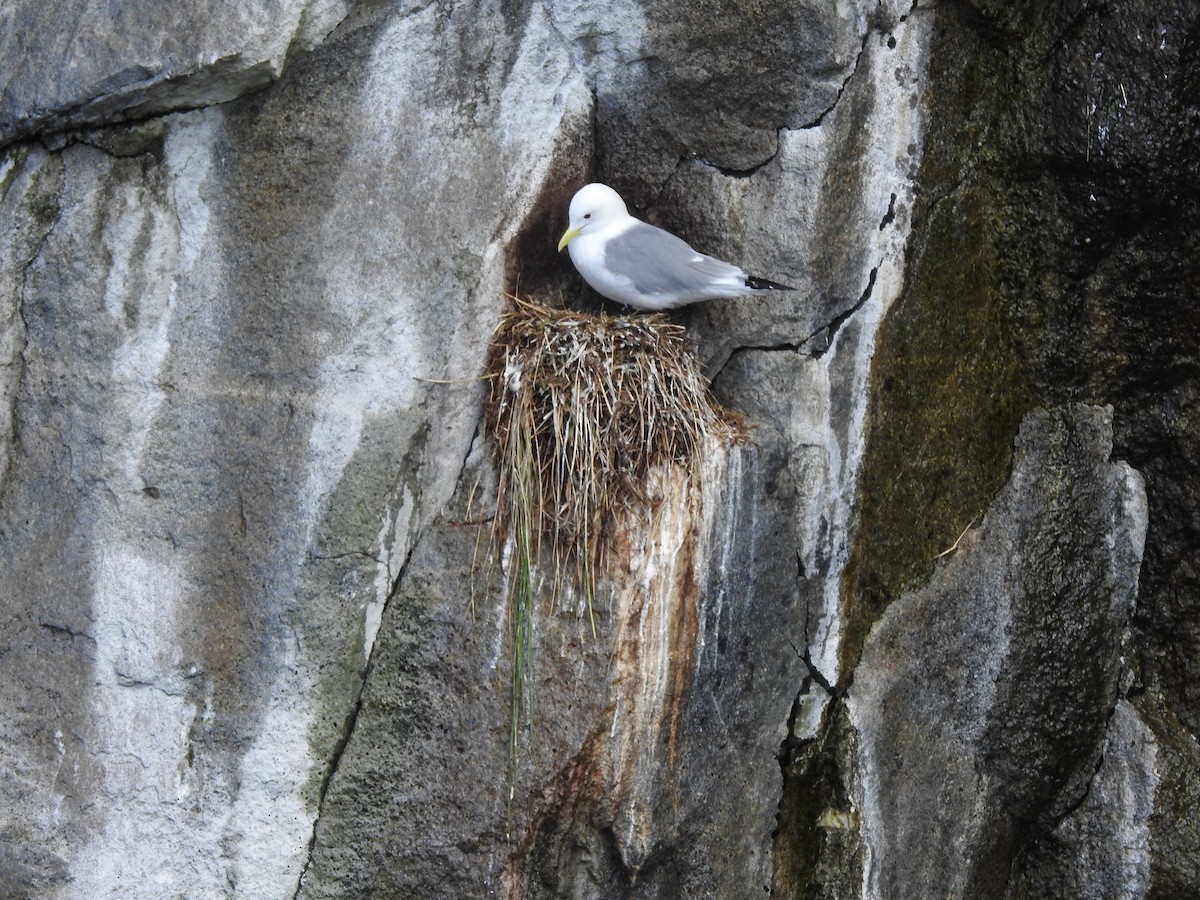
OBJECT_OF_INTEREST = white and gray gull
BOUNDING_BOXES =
[557,182,794,311]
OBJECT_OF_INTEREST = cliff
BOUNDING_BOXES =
[1,0,1197,896]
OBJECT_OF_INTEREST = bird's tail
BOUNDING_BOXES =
[745,275,795,291]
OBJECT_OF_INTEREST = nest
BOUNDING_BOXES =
[485,296,747,777]
[485,297,746,598]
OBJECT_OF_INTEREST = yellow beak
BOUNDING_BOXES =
[557,226,581,252]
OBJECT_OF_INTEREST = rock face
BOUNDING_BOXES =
[0,0,349,143]
[0,1,1197,899]
[852,405,1147,897]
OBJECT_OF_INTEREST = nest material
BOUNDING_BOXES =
[485,297,747,588]
[486,296,747,779]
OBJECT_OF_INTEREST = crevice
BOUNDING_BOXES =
[798,11,876,132]
[39,621,97,644]
[772,638,858,890]
[664,0,916,186]
[728,264,881,368]
[293,423,485,898]
[113,672,198,696]
[7,24,356,159]
[686,125,789,181]
[292,533,421,899]
[789,638,839,700]
[801,647,838,699]
[305,548,386,567]
[814,265,878,358]
[780,682,816,761]
[1041,689,1127,831]
[29,99,220,160]
[879,191,897,230]
[13,71,246,157]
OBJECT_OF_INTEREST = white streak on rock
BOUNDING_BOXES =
[104,188,179,488]
[165,111,221,275]
[790,14,932,694]
[226,643,319,896]
[75,550,224,897]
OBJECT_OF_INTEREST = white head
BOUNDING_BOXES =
[558,183,630,251]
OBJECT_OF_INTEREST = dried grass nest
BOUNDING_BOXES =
[485,297,747,597]
[485,296,747,774]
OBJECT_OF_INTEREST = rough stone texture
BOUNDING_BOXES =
[850,404,1147,898]
[582,0,869,192]
[887,1,1200,894]
[1016,699,1157,900]
[296,2,931,896]
[296,441,804,897]
[3,0,1200,896]
[0,0,349,144]
[1,0,927,893]
[779,0,1200,895]
[1,3,588,894]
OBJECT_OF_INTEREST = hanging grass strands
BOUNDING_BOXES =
[484,296,747,792]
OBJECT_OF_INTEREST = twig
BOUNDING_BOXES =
[413,374,494,384]
[934,514,980,560]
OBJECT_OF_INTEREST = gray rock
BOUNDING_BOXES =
[925,0,1200,751]
[4,0,1200,894]
[298,437,807,897]
[1015,699,1156,900]
[850,404,1148,898]
[0,0,349,144]
[0,0,934,889]
[0,1,590,892]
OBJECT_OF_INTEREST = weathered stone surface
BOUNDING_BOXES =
[286,13,936,881]
[918,0,1200,751]
[4,0,1200,895]
[851,404,1147,898]
[1140,693,1200,896]
[296,2,931,898]
[0,0,349,144]
[1,2,587,894]
[297,440,806,897]
[1016,699,1157,900]
[0,0,935,889]
[580,0,871,193]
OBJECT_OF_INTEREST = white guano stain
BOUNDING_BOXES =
[74,115,231,897]
[825,15,932,893]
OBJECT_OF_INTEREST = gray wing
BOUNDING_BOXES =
[602,222,745,296]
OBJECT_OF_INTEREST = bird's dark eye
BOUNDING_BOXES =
[583,213,591,219]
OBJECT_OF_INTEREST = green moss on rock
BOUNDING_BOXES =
[840,179,1036,673]
[772,701,864,899]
